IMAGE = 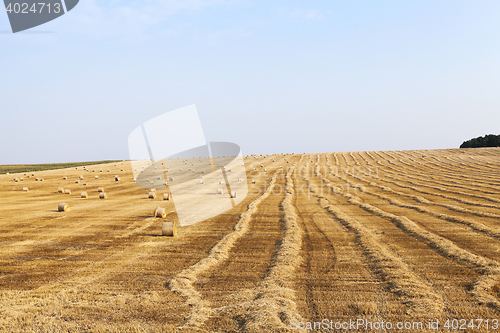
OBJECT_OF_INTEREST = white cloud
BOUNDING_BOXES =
[56,0,243,40]
[279,8,325,22]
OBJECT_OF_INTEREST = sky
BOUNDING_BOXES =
[1,0,499,164]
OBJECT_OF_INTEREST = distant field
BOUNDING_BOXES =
[0,160,123,175]
[0,148,500,332]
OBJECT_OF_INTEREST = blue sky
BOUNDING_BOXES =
[1,0,499,164]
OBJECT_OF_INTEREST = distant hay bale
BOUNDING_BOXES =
[100,169,103,172]
[217,188,223,194]
[251,179,256,184]
[92,170,95,172]
[163,193,170,200]
[97,187,104,192]
[150,188,156,192]
[63,176,67,180]
[99,192,107,199]
[231,191,236,198]
[58,203,70,212]
[263,168,267,172]
[107,169,110,172]
[20,178,23,181]
[31,173,35,176]
[14,178,18,182]
[219,181,224,184]
[200,180,204,184]
[79,175,83,179]
[154,207,167,218]
[149,192,157,199]
[238,178,242,182]
[75,180,80,184]
[169,177,174,181]
[95,176,99,179]
[81,192,88,198]
[58,188,64,193]
[39,178,43,181]
[82,182,86,186]
[120,169,123,171]
[64,189,71,194]
[23,187,28,191]
[161,221,177,236]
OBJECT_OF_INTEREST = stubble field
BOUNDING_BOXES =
[0,147,499,332]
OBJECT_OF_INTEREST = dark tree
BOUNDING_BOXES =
[460,134,500,148]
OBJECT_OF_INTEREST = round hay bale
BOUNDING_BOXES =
[64,189,71,194]
[231,191,236,198]
[92,169,95,172]
[149,192,157,199]
[97,187,104,192]
[95,176,99,179]
[163,193,170,200]
[39,178,44,181]
[217,188,223,194]
[161,221,177,236]
[35,178,39,181]
[14,178,18,182]
[75,180,80,184]
[81,192,88,198]
[251,179,256,184]
[58,188,64,193]
[20,177,23,181]
[82,182,87,186]
[150,188,156,192]
[79,175,83,179]
[120,169,123,171]
[23,187,29,191]
[99,192,107,199]
[115,177,120,181]
[107,169,110,172]
[169,177,174,181]
[31,173,35,176]
[58,203,70,212]
[100,169,102,172]
[200,180,204,184]
[154,207,167,218]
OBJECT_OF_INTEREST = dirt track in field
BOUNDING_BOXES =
[1,148,500,332]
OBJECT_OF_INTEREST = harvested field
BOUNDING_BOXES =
[0,148,500,332]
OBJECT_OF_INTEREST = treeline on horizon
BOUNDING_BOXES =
[0,160,123,175]
[460,134,500,148]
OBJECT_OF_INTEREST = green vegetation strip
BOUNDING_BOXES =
[0,160,124,175]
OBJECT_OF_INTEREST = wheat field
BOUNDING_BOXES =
[0,148,499,332]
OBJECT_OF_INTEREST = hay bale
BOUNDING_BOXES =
[154,207,167,218]
[81,192,88,198]
[32,173,35,176]
[99,192,107,199]
[20,178,23,181]
[163,193,170,200]
[120,169,123,171]
[23,187,29,191]
[200,180,204,184]
[149,192,157,199]
[100,169,103,172]
[161,221,177,236]
[64,189,71,194]
[82,182,87,186]
[75,180,80,184]
[95,176,99,179]
[58,188,64,193]
[79,175,84,179]
[169,177,174,181]
[39,178,43,181]
[115,177,120,181]
[14,178,18,182]
[97,187,104,192]
[35,178,39,181]
[251,179,256,184]
[58,203,70,212]
[231,191,236,198]
[217,188,223,194]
